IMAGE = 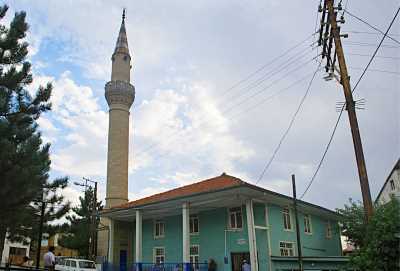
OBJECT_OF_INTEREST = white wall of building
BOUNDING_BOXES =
[1,236,30,266]
[377,164,400,205]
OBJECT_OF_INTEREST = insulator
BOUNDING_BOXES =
[318,4,323,12]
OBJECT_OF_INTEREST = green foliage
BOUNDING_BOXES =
[337,199,400,271]
[0,4,69,256]
[59,187,102,258]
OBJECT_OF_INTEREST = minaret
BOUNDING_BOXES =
[105,9,135,208]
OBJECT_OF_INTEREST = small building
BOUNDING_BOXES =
[101,174,349,271]
[1,236,30,266]
[375,159,400,205]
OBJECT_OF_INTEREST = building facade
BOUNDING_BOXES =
[99,11,349,271]
[1,236,30,266]
[101,174,348,271]
[375,159,400,205]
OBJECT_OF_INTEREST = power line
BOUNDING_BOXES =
[349,67,400,76]
[347,53,400,60]
[344,9,400,45]
[135,47,318,157]
[346,30,400,37]
[256,62,322,184]
[136,55,319,160]
[344,41,400,48]
[300,6,400,199]
[138,67,322,165]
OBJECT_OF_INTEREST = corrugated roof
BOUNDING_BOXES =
[114,173,244,209]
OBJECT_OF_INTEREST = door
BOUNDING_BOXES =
[120,250,127,271]
[231,252,250,271]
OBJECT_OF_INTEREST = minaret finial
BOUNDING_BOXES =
[122,8,126,23]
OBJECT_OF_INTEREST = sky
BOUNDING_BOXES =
[6,0,399,212]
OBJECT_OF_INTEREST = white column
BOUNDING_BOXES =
[108,219,115,263]
[265,204,273,271]
[135,210,142,263]
[246,200,258,271]
[182,203,190,264]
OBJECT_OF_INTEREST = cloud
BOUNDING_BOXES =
[13,0,399,211]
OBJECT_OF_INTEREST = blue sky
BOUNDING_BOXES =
[6,0,399,210]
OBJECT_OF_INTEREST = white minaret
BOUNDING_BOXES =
[105,9,135,208]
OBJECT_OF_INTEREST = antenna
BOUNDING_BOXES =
[122,8,126,23]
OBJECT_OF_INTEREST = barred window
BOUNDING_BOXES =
[154,247,165,264]
[279,242,294,256]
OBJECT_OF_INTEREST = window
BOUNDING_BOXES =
[190,215,199,234]
[154,220,165,238]
[9,247,26,256]
[190,245,199,270]
[390,179,395,191]
[228,207,243,229]
[326,221,332,239]
[304,214,312,234]
[79,261,95,269]
[70,261,77,268]
[66,260,71,267]
[154,247,165,264]
[279,242,295,256]
[282,207,292,230]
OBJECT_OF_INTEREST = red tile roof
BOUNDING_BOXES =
[113,173,244,209]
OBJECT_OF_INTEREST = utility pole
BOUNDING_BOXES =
[318,0,373,221]
[36,196,45,269]
[76,177,98,260]
[292,174,303,271]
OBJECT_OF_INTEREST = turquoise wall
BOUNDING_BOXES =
[114,203,342,271]
[267,203,341,257]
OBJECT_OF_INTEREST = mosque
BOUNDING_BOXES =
[97,11,349,271]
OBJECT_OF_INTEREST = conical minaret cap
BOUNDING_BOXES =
[114,9,130,55]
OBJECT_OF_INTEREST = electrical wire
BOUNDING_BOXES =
[347,53,400,60]
[135,46,318,157]
[138,65,322,164]
[256,62,322,184]
[344,9,400,45]
[300,6,400,199]
[349,67,400,75]
[344,41,400,48]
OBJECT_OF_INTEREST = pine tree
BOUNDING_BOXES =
[0,4,69,256]
[59,187,102,258]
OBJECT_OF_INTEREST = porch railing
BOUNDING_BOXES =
[102,263,208,271]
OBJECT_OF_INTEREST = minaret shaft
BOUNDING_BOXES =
[104,13,135,208]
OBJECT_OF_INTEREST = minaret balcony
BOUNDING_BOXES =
[105,80,135,109]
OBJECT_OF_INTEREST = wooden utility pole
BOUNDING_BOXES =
[292,174,303,271]
[36,197,45,269]
[320,0,373,221]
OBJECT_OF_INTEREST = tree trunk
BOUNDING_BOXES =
[0,226,7,264]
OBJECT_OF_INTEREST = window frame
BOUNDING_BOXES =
[390,179,395,191]
[228,206,243,230]
[326,221,332,239]
[154,220,165,239]
[189,245,200,270]
[153,247,165,264]
[190,215,199,235]
[303,214,312,235]
[282,207,293,231]
[279,241,295,257]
